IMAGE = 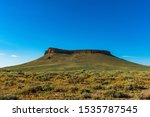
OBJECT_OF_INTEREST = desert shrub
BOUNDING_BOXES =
[94,78,110,85]
[1,70,11,72]
[34,74,52,81]
[122,76,134,80]
[0,95,19,100]
[17,71,25,75]
[4,81,15,87]
[62,93,80,100]
[79,69,86,73]
[139,89,150,100]
[68,75,84,84]
[106,84,122,90]
[5,76,17,81]
[77,72,90,79]
[80,88,91,94]
[92,93,104,100]
[20,84,54,94]
[21,85,43,94]
[41,83,54,91]
[82,93,92,99]
[124,82,145,91]
[70,86,79,93]
[54,87,67,92]
[124,82,137,90]
[104,89,130,98]
[17,85,24,89]
[93,84,103,90]
[17,79,25,83]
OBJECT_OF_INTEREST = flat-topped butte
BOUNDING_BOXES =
[45,48,113,56]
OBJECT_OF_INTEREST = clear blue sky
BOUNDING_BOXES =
[0,0,150,67]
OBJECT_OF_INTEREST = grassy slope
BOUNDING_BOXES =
[3,53,150,72]
[1,53,150,100]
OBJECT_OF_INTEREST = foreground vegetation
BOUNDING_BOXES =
[0,70,150,100]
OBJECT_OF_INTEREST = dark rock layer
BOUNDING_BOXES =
[45,48,113,56]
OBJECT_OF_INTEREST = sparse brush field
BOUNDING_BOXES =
[0,70,150,100]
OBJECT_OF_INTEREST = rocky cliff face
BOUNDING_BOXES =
[44,48,113,56]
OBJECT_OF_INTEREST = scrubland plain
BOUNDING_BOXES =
[0,70,150,100]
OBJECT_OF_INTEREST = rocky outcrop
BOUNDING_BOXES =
[45,48,113,56]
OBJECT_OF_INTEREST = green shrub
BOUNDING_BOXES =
[68,76,84,84]
[82,93,92,99]
[106,84,122,90]
[19,84,54,94]
[54,87,67,92]
[0,95,19,100]
[41,83,54,91]
[124,82,145,91]
[104,89,130,98]
[4,81,15,87]
[70,86,79,93]
[94,78,110,85]
[93,84,103,90]
[34,74,52,81]
[80,88,91,94]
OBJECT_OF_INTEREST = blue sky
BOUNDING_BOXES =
[0,0,150,67]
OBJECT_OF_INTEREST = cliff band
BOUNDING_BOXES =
[45,48,113,56]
